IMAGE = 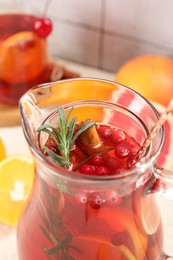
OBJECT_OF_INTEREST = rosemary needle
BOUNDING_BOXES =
[37,106,96,169]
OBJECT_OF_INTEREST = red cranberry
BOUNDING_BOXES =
[79,163,95,175]
[104,158,121,172]
[129,145,140,156]
[123,139,140,156]
[126,155,137,168]
[105,191,122,207]
[111,231,127,246]
[89,155,104,166]
[88,192,105,209]
[96,125,112,140]
[113,167,127,175]
[110,129,126,144]
[74,193,88,206]
[33,17,52,38]
[114,143,130,159]
[95,166,110,176]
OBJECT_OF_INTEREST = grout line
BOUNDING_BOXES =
[54,16,173,54]
[52,16,100,32]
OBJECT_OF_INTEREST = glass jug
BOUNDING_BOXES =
[18,78,173,260]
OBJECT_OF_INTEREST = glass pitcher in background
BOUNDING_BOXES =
[0,1,53,106]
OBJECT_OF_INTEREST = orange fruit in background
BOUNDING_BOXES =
[0,155,35,226]
[115,55,173,106]
[0,31,47,84]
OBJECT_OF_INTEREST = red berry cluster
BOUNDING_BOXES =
[77,125,140,176]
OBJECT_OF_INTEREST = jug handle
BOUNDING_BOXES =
[146,164,173,259]
[148,165,173,199]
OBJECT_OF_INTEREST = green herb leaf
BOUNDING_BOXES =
[37,106,95,169]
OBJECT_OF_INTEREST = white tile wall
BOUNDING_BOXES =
[102,34,173,72]
[48,0,102,29]
[1,0,173,72]
[105,0,173,49]
[48,19,100,67]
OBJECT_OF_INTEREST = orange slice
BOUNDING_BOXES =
[0,155,35,226]
[70,236,128,259]
[140,194,161,235]
[0,138,6,161]
[88,206,148,260]
[0,31,47,84]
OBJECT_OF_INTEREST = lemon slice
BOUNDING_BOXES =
[0,155,35,226]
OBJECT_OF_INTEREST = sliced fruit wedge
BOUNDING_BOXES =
[89,206,148,260]
[70,236,127,260]
[0,155,35,226]
[140,194,161,236]
[0,31,47,83]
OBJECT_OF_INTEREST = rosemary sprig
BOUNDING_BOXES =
[37,106,96,169]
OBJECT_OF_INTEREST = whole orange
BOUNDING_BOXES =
[115,55,173,106]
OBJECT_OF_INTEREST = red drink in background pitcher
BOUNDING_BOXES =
[0,13,52,105]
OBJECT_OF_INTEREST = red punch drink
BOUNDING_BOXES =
[17,105,163,260]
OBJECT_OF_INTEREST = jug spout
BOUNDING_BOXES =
[19,82,59,151]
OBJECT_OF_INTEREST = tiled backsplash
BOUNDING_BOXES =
[2,0,173,72]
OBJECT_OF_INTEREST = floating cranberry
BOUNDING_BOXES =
[123,139,140,156]
[110,129,126,144]
[114,167,127,175]
[96,125,112,140]
[111,231,127,246]
[105,191,122,207]
[33,17,52,38]
[114,143,130,159]
[74,193,88,206]
[89,155,104,166]
[126,155,137,168]
[95,166,110,176]
[88,192,105,209]
[104,158,121,172]
[79,163,95,175]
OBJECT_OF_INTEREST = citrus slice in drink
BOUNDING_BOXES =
[0,155,35,226]
[70,236,128,259]
[0,31,47,84]
[0,138,6,161]
[87,206,148,260]
[140,194,161,235]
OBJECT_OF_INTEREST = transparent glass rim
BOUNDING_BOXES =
[20,77,165,184]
